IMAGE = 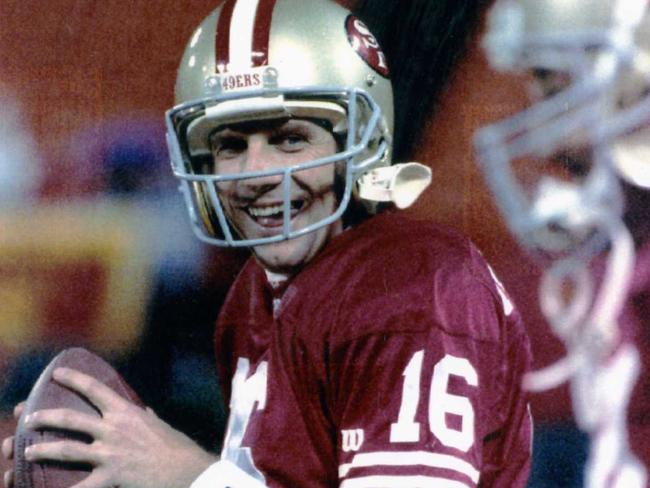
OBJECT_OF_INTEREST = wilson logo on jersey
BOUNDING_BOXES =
[215,0,277,73]
[345,15,389,77]
[341,429,365,452]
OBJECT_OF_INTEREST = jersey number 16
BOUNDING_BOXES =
[390,351,478,452]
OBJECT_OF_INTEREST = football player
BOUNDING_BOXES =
[474,0,650,486]
[2,1,533,487]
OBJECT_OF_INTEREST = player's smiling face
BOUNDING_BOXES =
[210,117,343,274]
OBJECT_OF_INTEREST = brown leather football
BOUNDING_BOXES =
[13,348,143,488]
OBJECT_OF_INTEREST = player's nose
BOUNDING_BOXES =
[241,136,284,188]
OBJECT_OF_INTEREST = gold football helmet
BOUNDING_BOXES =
[166,0,430,247]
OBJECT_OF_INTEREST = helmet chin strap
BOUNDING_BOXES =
[357,162,432,209]
[524,214,646,488]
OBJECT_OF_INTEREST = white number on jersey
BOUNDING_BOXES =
[221,357,267,483]
[390,351,478,451]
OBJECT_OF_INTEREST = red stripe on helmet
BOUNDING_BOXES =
[251,0,277,67]
[215,0,237,73]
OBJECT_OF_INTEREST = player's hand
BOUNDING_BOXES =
[2,402,25,488]
[22,367,217,488]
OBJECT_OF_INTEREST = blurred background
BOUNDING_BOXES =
[0,0,255,454]
[0,1,647,487]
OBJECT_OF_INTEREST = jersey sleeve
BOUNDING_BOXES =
[327,245,533,488]
[477,310,533,487]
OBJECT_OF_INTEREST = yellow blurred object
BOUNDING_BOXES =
[0,199,154,354]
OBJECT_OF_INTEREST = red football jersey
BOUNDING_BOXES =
[214,212,533,487]
[625,239,650,468]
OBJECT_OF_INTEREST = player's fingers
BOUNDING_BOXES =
[24,440,99,465]
[3,468,14,488]
[13,402,24,420]
[52,367,130,413]
[1,436,13,460]
[24,409,103,439]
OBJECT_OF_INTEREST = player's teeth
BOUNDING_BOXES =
[249,205,284,217]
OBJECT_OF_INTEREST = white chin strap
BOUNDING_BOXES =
[357,162,432,209]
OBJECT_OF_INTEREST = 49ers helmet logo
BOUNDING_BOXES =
[346,15,389,78]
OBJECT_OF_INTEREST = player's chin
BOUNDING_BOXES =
[252,233,321,275]
[247,202,343,274]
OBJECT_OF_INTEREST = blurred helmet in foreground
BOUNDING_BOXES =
[474,0,646,260]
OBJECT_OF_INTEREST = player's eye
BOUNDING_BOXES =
[270,130,309,152]
[212,136,247,159]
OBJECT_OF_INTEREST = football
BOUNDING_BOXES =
[13,347,143,488]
